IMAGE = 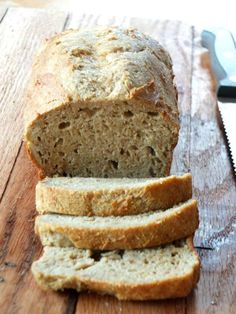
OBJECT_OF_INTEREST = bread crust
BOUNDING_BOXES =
[24,28,178,126]
[32,237,200,300]
[36,174,192,216]
[35,200,199,250]
[24,27,179,178]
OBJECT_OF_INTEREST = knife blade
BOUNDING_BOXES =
[202,29,236,174]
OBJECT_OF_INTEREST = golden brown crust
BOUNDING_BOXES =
[36,174,192,216]
[24,27,178,124]
[81,267,199,300]
[35,200,199,250]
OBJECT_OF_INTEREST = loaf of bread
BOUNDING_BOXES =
[36,174,192,216]
[31,238,200,300]
[35,199,198,250]
[24,27,179,178]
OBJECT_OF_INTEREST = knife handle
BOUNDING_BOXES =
[202,29,236,99]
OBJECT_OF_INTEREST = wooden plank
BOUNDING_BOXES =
[0,7,68,201]
[66,15,193,314]
[0,7,76,314]
[190,30,236,247]
[0,148,74,314]
[185,29,236,313]
[75,293,185,314]
[190,36,236,246]
[187,246,236,314]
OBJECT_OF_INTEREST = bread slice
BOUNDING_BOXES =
[24,27,179,178]
[35,199,198,250]
[31,237,200,300]
[36,174,192,216]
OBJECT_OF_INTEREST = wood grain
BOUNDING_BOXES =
[0,148,75,314]
[75,293,185,314]
[190,34,236,246]
[0,8,235,314]
[187,246,236,314]
[185,29,236,314]
[0,7,67,200]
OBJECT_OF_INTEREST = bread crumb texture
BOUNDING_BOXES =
[32,238,200,300]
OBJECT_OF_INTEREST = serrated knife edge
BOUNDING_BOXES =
[218,101,236,173]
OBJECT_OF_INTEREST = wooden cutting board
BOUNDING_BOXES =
[0,7,235,314]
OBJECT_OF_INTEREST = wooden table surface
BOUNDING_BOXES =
[0,7,235,314]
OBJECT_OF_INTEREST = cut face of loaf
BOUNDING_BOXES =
[36,174,192,216]
[31,238,200,300]
[35,199,199,250]
[24,27,179,178]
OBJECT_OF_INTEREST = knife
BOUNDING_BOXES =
[202,29,236,174]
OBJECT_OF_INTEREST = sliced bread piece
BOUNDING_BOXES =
[36,174,192,216]
[31,237,200,300]
[35,199,198,250]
